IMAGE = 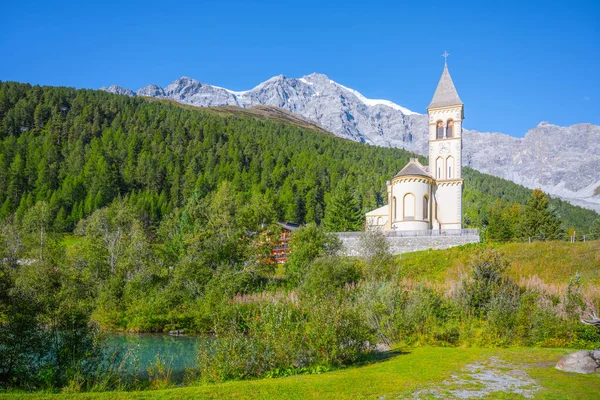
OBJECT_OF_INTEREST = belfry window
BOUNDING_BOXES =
[446,120,454,138]
[436,157,444,179]
[436,121,444,139]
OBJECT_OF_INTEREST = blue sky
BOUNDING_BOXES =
[1,0,598,137]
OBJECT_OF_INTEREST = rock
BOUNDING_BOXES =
[591,350,600,363]
[556,350,599,374]
[137,84,165,97]
[375,343,391,352]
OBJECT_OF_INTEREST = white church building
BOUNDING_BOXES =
[366,62,465,232]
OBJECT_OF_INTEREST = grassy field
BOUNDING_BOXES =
[398,240,600,285]
[2,347,598,399]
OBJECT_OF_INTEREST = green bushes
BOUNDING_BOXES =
[460,249,516,316]
[286,223,341,286]
[300,257,361,297]
[0,258,108,391]
[384,250,600,348]
[194,248,600,384]
[193,298,374,383]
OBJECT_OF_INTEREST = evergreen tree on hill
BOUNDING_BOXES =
[518,189,563,240]
[323,180,363,232]
[485,201,514,242]
[590,218,600,240]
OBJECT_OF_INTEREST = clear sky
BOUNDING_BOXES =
[1,0,598,137]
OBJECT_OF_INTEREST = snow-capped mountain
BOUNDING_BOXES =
[99,84,135,97]
[100,74,600,212]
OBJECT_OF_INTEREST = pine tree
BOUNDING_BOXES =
[54,207,68,232]
[485,208,513,242]
[590,218,600,240]
[519,189,563,240]
[485,201,514,242]
[8,153,26,204]
[323,181,364,232]
[0,197,12,219]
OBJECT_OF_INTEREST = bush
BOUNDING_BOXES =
[194,296,374,383]
[358,230,394,277]
[286,223,341,286]
[355,278,403,346]
[460,249,515,316]
[300,257,362,297]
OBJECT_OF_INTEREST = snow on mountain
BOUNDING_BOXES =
[331,81,420,115]
[99,85,135,97]
[99,74,600,212]
[137,84,165,97]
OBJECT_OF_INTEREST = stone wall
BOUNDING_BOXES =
[338,233,480,256]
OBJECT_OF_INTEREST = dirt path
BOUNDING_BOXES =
[410,356,541,399]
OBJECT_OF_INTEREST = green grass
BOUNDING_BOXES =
[398,240,600,285]
[2,347,597,399]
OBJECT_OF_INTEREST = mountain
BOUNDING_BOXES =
[100,74,600,212]
[99,84,135,97]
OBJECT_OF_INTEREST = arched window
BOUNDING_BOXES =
[447,156,454,179]
[393,197,397,221]
[436,121,444,139]
[436,157,444,180]
[446,119,454,138]
[377,217,382,226]
[423,195,429,220]
[403,193,415,220]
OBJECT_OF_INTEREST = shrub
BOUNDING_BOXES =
[286,223,341,286]
[195,296,374,383]
[460,249,515,316]
[358,230,394,277]
[355,278,403,346]
[300,256,362,297]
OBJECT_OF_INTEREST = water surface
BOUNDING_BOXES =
[106,333,205,380]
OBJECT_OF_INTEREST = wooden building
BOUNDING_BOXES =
[271,222,299,264]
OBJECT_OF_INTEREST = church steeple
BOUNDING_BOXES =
[426,53,464,231]
[428,64,462,110]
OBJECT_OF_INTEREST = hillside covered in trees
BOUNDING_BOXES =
[0,81,597,234]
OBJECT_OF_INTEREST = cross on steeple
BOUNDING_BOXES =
[442,50,450,65]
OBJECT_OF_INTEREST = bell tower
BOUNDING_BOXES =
[427,52,464,231]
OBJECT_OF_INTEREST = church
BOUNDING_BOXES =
[365,60,464,232]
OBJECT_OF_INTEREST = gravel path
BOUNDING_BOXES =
[409,356,540,399]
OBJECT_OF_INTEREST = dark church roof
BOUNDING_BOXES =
[393,159,431,179]
[428,64,462,109]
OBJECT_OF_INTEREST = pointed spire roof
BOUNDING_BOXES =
[428,64,462,109]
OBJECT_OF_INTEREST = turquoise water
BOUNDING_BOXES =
[106,334,205,380]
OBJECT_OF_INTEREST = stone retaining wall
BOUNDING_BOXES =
[338,233,480,256]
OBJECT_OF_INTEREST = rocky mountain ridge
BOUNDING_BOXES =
[100,74,600,212]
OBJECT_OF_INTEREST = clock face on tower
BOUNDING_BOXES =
[440,143,450,154]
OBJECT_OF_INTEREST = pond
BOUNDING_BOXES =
[106,333,206,381]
